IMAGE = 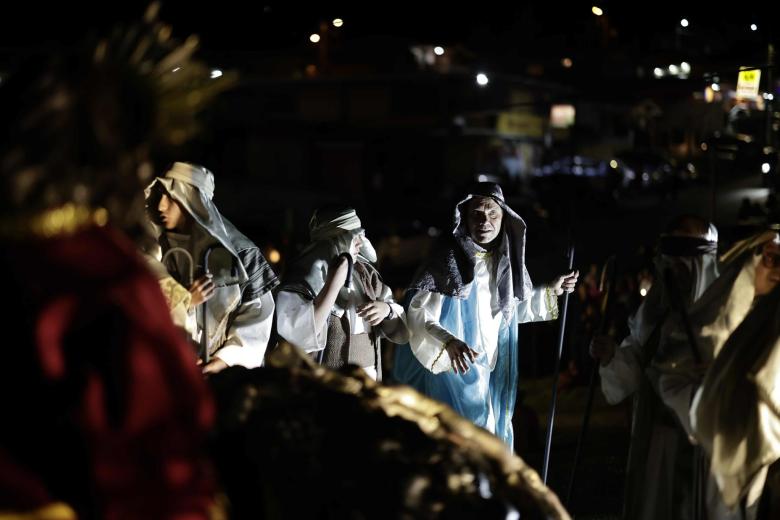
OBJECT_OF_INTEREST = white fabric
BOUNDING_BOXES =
[599,337,644,405]
[599,280,667,405]
[407,256,557,375]
[211,291,275,368]
[277,291,405,354]
[164,162,215,199]
[660,256,757,437]
[276,290,331,351]
[687,263,780,510]
[474,255,504,370]
[309,210,362,241]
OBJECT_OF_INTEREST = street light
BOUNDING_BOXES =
[434,46,444,56]
[562,57,573,68]
[653,67,664,78]
[751,24,758,31]
[333,18,343,28]
[210,69,223,79]
[669,64,679,75]
[681,62,691,73]
[763,163,771,174]
[476,73,489,86]
[712,83,721,92]
[680,18,689,28]
[591,6,603,16]
[310,33,320,43]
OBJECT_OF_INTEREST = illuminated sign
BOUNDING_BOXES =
[736,68,761,100]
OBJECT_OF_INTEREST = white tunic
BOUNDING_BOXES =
[406,254,558,375]
[276,269,407,381]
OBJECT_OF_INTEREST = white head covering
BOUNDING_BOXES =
[308,208,377,263]
[163,161,216,200]
[281,207,378,301]
[145,162,251,283]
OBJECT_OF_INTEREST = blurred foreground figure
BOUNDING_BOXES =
[0,5,229,518]
[685,229,780,520]
[209,342,571,520]
[655,228,780,519]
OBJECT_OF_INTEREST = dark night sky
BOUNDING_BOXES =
[0,2,774,54]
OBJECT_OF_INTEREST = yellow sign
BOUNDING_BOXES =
[496,112,544,138]
[736,68,761,100]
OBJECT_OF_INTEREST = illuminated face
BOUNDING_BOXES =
[157,192,190,232]
[349,231,365,260]
[467,196,503,247]
[755,239,780,296]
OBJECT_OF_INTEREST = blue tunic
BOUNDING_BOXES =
[393,288,519,446]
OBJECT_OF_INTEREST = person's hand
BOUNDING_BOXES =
[188,274,215,308]
[445,338,480,374]
[589,334,617,366]
[326,255,350,287]
[357,301,392,326]
[199,357,228,375]
[551,270,579,296]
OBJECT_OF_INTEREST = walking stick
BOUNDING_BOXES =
[161,247,194,286]
[565,255,617,507]
[200,246,217,364]
[542,242,575,485]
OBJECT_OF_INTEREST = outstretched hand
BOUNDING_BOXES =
[445,338,480,374]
